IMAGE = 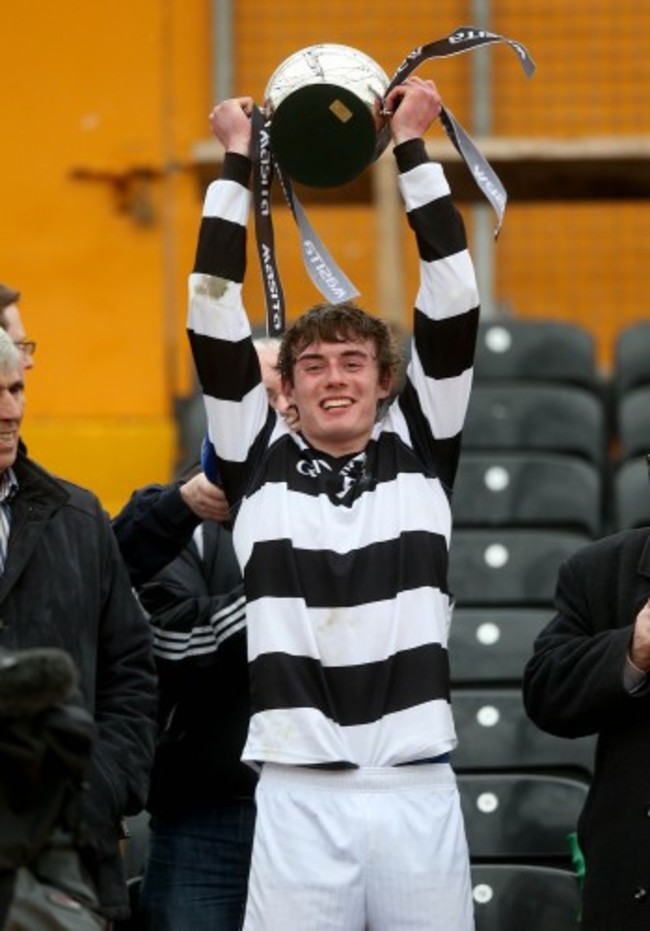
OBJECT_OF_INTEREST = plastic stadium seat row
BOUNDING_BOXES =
[448,606,550,685]
[448,528,590,606]
[474,319,599,390]
[451,687,596,781]
[453,452,603,537]
[463,383,607,466]
[459,772,588,861]
[470,863,582,931]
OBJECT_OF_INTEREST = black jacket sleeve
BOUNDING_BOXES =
[138,522,245,671]
[112,483,200,587]
[523,545,645,738]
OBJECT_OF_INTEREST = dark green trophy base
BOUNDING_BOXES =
[269,84,379,188]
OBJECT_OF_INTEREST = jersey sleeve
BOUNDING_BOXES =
[186,153,272,507]
[393,139,480,493]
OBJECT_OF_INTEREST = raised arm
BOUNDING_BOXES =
[187,98,278,507]
[387,78,480,493]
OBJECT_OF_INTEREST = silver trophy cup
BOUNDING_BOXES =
[263,44,391,188]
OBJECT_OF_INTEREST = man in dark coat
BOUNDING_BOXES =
[0,328,157,924]
[523,525,650,930]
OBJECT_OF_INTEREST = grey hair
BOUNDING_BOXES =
[0,329,21,376]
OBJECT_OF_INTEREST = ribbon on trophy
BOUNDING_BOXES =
[383,28,535,234]
[252,105,361,337]
[252,26,535,337]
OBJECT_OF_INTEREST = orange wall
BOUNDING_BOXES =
[2,1,212,513]
[2,2,648,513]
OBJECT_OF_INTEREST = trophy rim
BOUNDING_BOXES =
[263,43,390,114]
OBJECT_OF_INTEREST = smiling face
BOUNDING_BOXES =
[0,364,24,473]
[283,339,391,456]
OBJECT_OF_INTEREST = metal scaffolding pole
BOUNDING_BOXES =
[212,0,234,100]
[471,0,498,318]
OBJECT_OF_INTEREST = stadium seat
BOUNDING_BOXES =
[451,687,596,780]
[475,318,599,390]
[612,455,650,530]
[613,320,650,398]
[463,383,607,465]
[449,606,550,686]
[459,772,588,861]
[471,863,582,931]
[448,528,590,606]
[453,451,603,537]
[616,385,650,461]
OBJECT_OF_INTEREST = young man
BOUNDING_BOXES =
[188,77,479,930]
[0,329,157,924]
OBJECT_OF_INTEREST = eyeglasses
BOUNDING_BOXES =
[14,340,36,357]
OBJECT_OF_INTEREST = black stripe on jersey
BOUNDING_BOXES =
[250,642,450,726]
[414,305,479,381]
[189,333,259,402]
[222,153,252,186]
[246,433,433,502]
[408,198,467,263]
[398,381,460,495]
[244,530,450,606]
[193,215,247,281]
[394,138,428,174]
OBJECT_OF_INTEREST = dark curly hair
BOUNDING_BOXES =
[277,301,402,388]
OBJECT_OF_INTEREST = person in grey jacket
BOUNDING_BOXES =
[0,328,157,924]
[523,525,650,930]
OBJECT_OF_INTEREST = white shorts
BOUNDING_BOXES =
[243,763,475,931]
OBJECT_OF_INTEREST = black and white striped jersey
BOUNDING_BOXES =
[188,141,479,768]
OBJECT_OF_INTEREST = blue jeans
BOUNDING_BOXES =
[139,801,255,931]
